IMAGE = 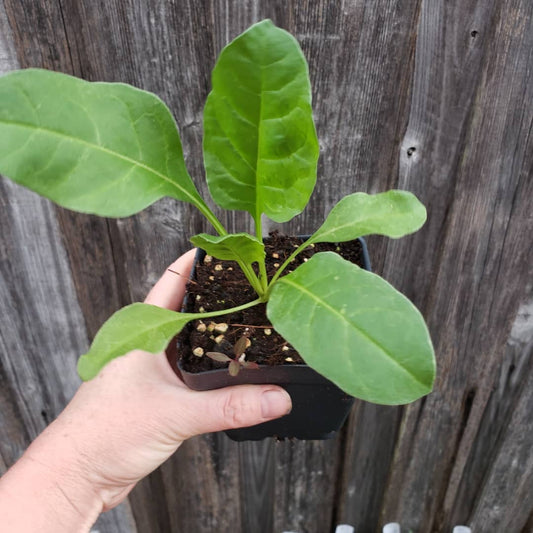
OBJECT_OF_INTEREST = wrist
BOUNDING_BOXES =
[0,420,103,532]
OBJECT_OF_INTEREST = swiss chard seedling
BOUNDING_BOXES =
[0,20,435,404]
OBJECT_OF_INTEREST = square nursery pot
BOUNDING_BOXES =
[177,237,371,441]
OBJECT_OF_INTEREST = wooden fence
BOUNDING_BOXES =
[1,1,532,532]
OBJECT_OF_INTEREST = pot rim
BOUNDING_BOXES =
[177,235,371,389]
[177,359,346,389]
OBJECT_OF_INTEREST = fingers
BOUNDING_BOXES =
[145,250,293,437]
[144,249,197,310]
[178,385,292,437]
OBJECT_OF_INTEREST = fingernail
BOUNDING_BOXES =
[261,389,292,419]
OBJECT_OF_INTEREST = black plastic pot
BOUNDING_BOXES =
[177,237,371,441]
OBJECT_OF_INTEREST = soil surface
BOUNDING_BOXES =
[178,232,364,373]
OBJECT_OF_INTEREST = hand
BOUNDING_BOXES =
[0,250,292,532]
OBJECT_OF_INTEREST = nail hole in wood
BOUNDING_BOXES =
[407,146,416,157]
[470,30,478,38]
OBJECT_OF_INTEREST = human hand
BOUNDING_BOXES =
[0,250,291,532]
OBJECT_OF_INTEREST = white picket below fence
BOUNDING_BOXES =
[283,524,472,533]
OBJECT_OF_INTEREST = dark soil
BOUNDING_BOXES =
[178,232,364,373]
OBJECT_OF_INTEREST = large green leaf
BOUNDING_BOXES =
[309,190,427,244]
[0,69,207,217]
[190,233,265,264]
[77,303,193,380]
[267,252,435,404]
[203,19,319,224]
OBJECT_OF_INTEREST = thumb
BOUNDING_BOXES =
[182,385,292,437]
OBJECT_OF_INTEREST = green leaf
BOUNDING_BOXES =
[190,233,265,264]
[309,190,427,244]
[77,303,193,380]
[0,68,207,217]
[203,19,319,224]
[267,252,435,404]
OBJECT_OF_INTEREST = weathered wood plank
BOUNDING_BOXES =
[0,0,82,469]
[2,0,533,531]
[380,0,533,530]
[0,160,136,533]
[3,0,130,342]
[273,438,343,533]
[297,1,425,530]
[464,294,533,531]
[336,402,403,532]
[377,0,501,525]
[0,6,136,532]
[239,440,276,532]
[263,0,423,241]
[154,434,243,532]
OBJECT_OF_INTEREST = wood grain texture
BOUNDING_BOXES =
[0,5,136,532]
[467,293,533,532]
[239,440,276,532]
[379,0,533,531]
[1,0,532,531]
[273,438,343,533]
[2,0,130,341]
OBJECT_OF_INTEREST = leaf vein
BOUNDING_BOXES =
[1,120,199,205]
[278,277,427,387]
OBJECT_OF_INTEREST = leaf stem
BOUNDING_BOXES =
[189,297,263,320]
[196,201,228,236]
[239,261,266,297]
[254,213,269,293]
[258,261,269,294]
[193,203,265,297]
[267,237,313,291]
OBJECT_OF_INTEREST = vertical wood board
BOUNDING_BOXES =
[1,0,532,532]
